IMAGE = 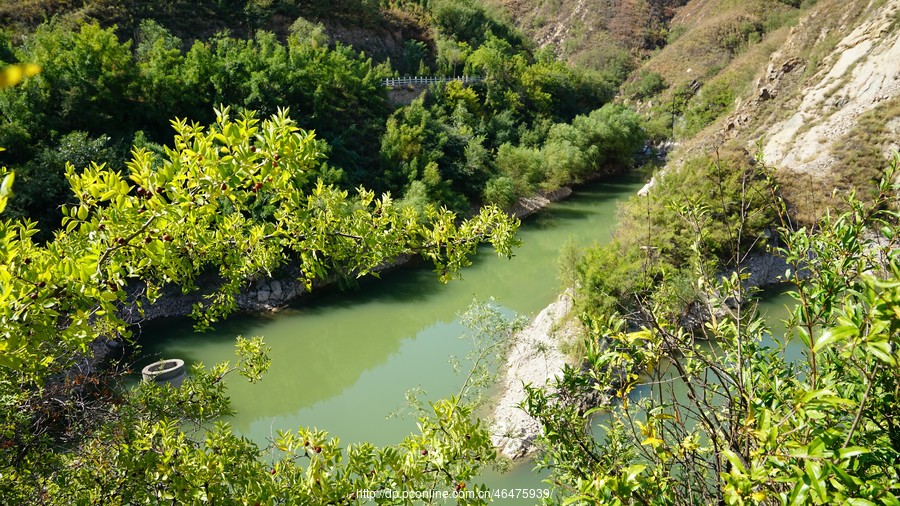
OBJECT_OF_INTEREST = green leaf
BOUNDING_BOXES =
[836,447,869,459]
[788,481,810,506]
[865,340,897,365]
[792,438,827,459]
[845,498,877,506]
[805,460,826,503]
[812,329,846,352]
[624,464,646,482]
[722,449,747,474]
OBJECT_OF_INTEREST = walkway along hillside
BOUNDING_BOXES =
[381,75,483,87]
[383,75,483,105]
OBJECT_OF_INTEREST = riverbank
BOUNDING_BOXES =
[488,250,794,460]
[490,291,580,460]
[119,186,578,324]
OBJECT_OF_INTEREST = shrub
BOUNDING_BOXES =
[570,151,779,322]
[430,0,524,48]
[680,79,735,137]
[494,142,544,194]
[623,70,667,101]
[483,175,518,208]
[288,16,329,46]
[575,241,652,319]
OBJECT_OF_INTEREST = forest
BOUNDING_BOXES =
[1,0,899,504]
[0,0,643,240]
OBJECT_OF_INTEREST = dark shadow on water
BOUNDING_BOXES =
[134,314,274,368]
[527,207,592,228]
[132,173,649,379]
[134,258,455,373]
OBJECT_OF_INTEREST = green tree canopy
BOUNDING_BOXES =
[0,106,520,503]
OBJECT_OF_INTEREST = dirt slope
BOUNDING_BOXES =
[761,0,900,177]
[643,0,900,222]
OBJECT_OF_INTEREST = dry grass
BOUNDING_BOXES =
[645,0,793,86]
[831,96,900,189]
[622,0,797,145]
[774,171,843,226]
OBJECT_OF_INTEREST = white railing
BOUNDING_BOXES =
[381,75,483,87]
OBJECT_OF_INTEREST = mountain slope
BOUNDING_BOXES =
[695,0,900,223]
[626,0,898,224]
[757,0,900,220]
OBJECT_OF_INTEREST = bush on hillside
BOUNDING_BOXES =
[623,70,667,101]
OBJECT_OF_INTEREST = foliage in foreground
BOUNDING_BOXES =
[0,104,520,503]
[11,353,497,504]
[529,156,900,505]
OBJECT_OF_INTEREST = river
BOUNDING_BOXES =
[137,175,646,500]
[136,175,799,503]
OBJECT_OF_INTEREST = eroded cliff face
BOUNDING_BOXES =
[652,0,900,222]
[712,0,897,225]
[758,0,900,177]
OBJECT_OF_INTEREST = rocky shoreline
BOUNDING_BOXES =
[490,291,579,460]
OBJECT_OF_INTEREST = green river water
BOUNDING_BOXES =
[138,175,799,503]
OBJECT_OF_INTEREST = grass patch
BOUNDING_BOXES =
[776,98,900,226]
[831,96,900,189]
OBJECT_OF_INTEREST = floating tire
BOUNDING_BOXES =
[141,359,186,388]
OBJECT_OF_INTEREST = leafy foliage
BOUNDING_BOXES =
[680,79,737,138]
[0,107,521,502]
[0,21,393,230]
[0,4,641,233]
[530,156,900,505]
[0,107,519,376]
[430,0,525,49]
[486,104,645,207]
[3,344,499,504]
[378,66,638,211]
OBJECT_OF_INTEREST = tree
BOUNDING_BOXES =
[0,107,520,503]
[16,22,139,136]
[5,130,124,242]
[526,155,900,505]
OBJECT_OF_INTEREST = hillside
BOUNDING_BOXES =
[663,0,900,223]
[3,0,651,246]
[492,0,687,72]
[7,0,896,224]
[501,0,900,224]
[0,0,432,63]
[371,0,896,217]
